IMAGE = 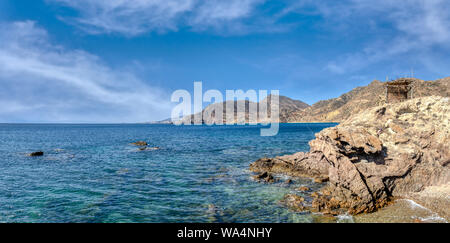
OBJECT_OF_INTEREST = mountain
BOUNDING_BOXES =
[181,95,310,124]
[155,77,449,124]
[264,94,310,122]
[147,118,174,124]
[287,77,450,123]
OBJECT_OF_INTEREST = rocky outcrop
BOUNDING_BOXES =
[251,96,450,215]
[29,151,44,156]
[250,152,330,181]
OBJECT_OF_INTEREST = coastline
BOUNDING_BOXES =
[1,116,447,222]
[249,96,450,221]
[147,122,340,125]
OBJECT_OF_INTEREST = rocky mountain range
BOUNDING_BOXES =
[162,77,449,124]
[180,95,309,124]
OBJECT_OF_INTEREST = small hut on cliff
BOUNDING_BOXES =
[385,78,414,103]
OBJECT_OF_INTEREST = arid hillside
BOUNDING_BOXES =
[181,95,310,124]
[288,77,450,123]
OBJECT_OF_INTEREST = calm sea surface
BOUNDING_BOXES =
[0,123,339,223]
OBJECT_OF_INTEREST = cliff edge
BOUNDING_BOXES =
[251,96,450,217]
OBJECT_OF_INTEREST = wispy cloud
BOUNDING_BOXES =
[47,0,278,36]
[52,0,450,77]
[0,21,170,123]
[308,0,450,75]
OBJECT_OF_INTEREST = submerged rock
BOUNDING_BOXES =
[252,172,276,183]
[206,204,218,214]
[297,186,310,192]
[251,96,450,215]
[281,194,306,212]
[29,151,44,157]
[138,146,160,151]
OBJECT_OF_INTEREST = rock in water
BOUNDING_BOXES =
[281,194,306,212]
[297,186,310,192]
[252,172,276,183]
[250,96,450,215]
[29,151,44,156]
[131,141,148,146]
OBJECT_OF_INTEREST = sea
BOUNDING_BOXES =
[0,123,443,223]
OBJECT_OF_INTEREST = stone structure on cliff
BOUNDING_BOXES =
[250,96,449,218]
[385,78,415,103]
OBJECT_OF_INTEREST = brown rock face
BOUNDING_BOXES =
[251,96,450,215]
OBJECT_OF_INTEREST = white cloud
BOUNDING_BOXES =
[309,0,450,75]
[46,0,450,50]
[48,0,270,36]
[0,21,170,123]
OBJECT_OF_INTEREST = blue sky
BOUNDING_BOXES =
[1,0,450,123]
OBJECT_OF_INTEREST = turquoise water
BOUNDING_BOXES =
[0,123,337,223]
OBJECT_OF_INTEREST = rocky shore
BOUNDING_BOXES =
[250,96,449,217]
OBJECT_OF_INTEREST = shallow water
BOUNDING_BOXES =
[354,199,448,223]
[0,123,338,223]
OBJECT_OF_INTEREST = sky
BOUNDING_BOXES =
[1,0,450,123]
